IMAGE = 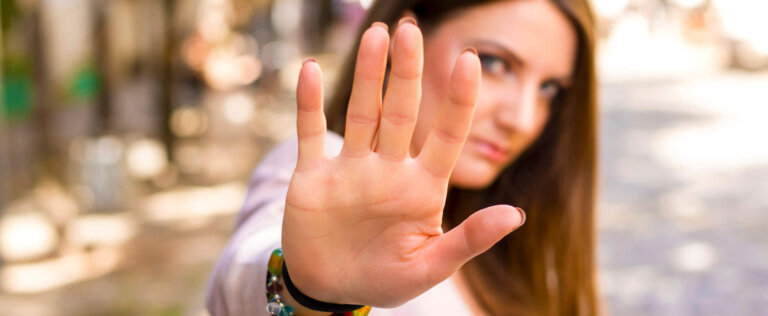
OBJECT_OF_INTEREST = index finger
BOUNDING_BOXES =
[416,48,481,178]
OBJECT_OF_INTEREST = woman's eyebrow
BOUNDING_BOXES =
[471,40,526,68]
[471,39,574,82]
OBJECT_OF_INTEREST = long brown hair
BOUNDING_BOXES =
[325,0,600,315]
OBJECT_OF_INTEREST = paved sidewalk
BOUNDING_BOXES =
[598,71,768,315]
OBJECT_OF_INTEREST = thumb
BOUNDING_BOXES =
[422,205,525,283]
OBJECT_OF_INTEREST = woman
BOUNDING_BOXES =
[207,0,599,315]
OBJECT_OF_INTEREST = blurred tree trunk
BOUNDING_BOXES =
[30,2,57,180]
[0,0,6,206]
[302,0,333,53]
[160,0,175,161]
[93,0,112,136]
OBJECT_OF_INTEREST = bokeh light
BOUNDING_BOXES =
[171,107,209,137]
[0,212,59,262]
[222,92,255,125]
[126,139,168,180]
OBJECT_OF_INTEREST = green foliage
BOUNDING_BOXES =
[68,63,100,102]
[1,0,21,33]
[2,55,33,121]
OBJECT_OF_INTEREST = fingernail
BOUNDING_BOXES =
[302,57,316,65]
[461,46,478,56]
[398,16,417,26]
[515,207,526,226]
[371,21,388,32]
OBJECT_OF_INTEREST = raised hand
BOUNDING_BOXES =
[283,19,525,308]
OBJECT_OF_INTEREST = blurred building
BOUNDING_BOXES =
[0,0,369,314]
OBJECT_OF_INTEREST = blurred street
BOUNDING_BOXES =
[599,70,768,315]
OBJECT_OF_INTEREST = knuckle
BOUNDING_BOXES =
[419,160,448,179]
[390,67,421,80]
[432,128,464,145]
[297,128,325,139]
[297,104,322,112]
[347,113,379,126]
[382,111,416,127]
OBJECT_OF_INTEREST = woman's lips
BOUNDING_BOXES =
[472,139,508,162]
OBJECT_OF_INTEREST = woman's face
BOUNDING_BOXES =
[409,0,577,188]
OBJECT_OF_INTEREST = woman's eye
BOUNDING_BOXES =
[539,81,561,99]
[478,54,510,77]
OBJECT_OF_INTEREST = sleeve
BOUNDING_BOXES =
[205,133,343,316]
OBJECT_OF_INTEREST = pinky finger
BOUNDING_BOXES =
[296,58,327,171]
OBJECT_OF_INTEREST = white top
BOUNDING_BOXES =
[205,132,477,316]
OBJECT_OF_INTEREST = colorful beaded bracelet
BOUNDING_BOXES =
[266,248,371,316]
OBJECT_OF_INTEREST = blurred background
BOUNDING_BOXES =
[0,0,766,315]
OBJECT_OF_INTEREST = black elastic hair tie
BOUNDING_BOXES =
[282,261,365,313]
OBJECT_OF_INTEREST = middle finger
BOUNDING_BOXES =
[376,18,423,160]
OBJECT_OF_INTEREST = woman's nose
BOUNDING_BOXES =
[494,81,540,134]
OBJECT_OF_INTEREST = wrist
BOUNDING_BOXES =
[282,261,367,313]
[266,248,370,316]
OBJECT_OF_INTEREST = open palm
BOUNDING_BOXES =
[283,20,525,308]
